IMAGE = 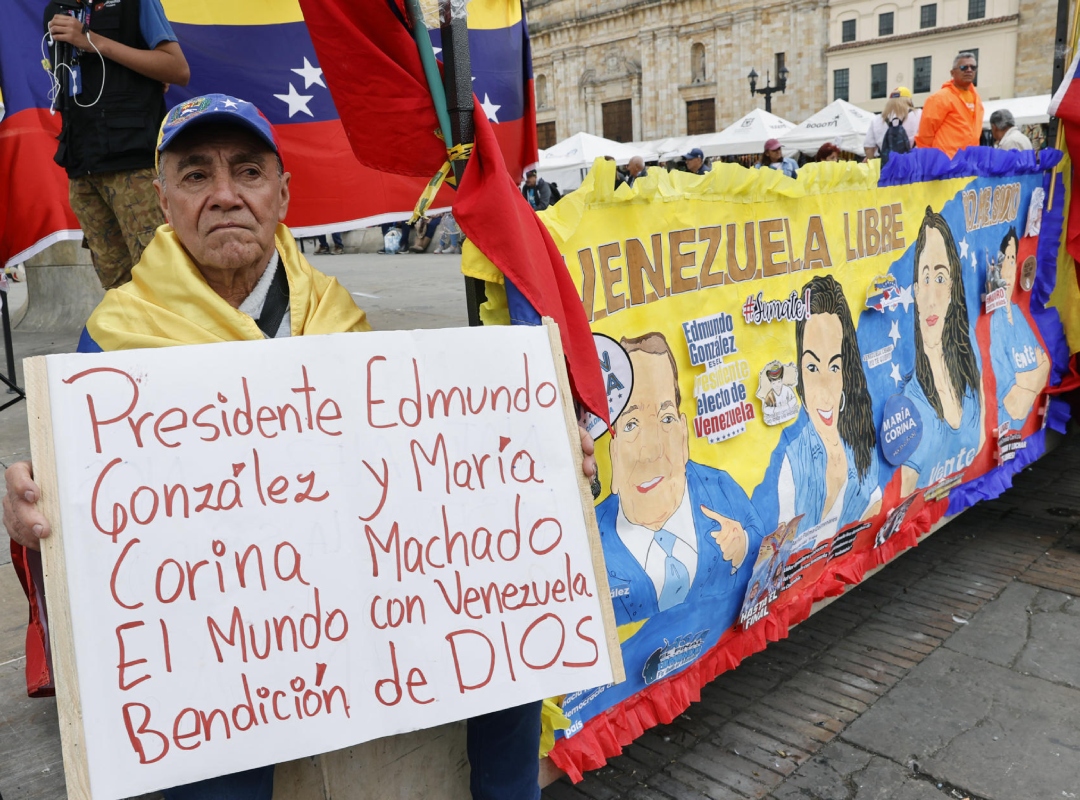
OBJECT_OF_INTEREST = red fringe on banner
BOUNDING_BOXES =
[548,496,948,781]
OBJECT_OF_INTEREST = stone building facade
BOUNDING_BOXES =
[527,0,831,146]
[826,0,1053,112]
[1014,0,1058,96]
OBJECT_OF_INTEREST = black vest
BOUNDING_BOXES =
[45,0,167,177]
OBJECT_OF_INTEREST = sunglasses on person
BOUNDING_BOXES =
[956,64,978,72]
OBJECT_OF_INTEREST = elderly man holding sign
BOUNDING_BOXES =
[4,94,598,800]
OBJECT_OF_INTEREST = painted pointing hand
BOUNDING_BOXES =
[701,504,748,574]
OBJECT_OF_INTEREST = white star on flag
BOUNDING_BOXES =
[959,236,969,261]
[970,252,978,271]
[222,98,238,108]
[896,284,914,312]
[274,83,314,118]
[479,93,501,122]
[291,57,325,90]
[890,362,902,386]
[889,319,901,346]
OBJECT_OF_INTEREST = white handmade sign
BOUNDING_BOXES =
[27,323,621,800]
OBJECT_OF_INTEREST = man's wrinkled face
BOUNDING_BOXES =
[156,127,290,276]
[951,58,977,89]
[609,350,689,531]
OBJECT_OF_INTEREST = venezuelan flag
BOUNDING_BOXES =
[302,0,609,424]
[163,0,447,235]
[0,0,538,266]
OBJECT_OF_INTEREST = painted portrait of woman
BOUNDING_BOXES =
[776,274,882,546]
[990,227,1049,430]
[900,208,984,493]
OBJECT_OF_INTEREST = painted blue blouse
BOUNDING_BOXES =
[990,305,1044,430]
[778,411,881,538]
[902,375,981,489]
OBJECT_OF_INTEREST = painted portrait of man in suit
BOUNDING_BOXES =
[596,332,766,628]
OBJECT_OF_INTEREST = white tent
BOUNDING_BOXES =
[778,99,876,155]
[541,132,649,167]
[691,109,796,158]
[536,132,656,191]
[653,136,695,161]
[534,155,590,193]
[982,94,1052,128]
[628,138,669,157]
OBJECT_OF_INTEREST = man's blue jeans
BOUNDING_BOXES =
[163,766,273,800]
[467,701,543,800]
[161,701,543,800]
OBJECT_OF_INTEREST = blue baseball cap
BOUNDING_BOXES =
[156,94,280,169]
[683,147,705,160]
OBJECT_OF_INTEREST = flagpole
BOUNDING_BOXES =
[403,0,454,149]
[439,0,474,186]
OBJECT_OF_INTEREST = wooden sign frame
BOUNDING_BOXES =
[25,318,623,799]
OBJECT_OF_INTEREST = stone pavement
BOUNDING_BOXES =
[543,437,1080,800]
[2,251,1080,800]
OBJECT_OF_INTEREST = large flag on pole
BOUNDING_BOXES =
[0,0,538,267]
[163,0,446,234]
[300,0,608,422]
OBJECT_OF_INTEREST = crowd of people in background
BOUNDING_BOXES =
[512,50,1041,214]
[311,52,1041,249]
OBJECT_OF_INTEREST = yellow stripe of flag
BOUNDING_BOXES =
[466,0,521,30]
[163,0,518,28]
[161,0,304,26]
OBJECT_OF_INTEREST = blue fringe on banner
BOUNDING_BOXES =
[880,146,1063,186]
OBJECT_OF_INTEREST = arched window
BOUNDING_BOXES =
[536,74,548,109]
[691,43,706,83]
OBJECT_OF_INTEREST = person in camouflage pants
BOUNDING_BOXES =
[68,168,166,289]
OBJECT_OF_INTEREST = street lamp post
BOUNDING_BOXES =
[748,65,789,114]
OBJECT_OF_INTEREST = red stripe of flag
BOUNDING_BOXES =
[0,109,81,267]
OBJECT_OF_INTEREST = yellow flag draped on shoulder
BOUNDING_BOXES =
[87,224,370,350]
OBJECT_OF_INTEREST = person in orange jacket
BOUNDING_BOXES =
[915,52,984,158]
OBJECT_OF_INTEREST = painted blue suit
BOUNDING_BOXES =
[558,462,765,730]
[596,460,765,627]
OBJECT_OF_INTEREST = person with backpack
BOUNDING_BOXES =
[864,86,921,165]
[521,169,552,211]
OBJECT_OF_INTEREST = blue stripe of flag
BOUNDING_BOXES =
[429,22,527,121]
[171,21,340,125]
[2,1,57,117]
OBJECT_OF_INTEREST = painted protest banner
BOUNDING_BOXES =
[460,151,1074,779]
[27,324,622,799]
